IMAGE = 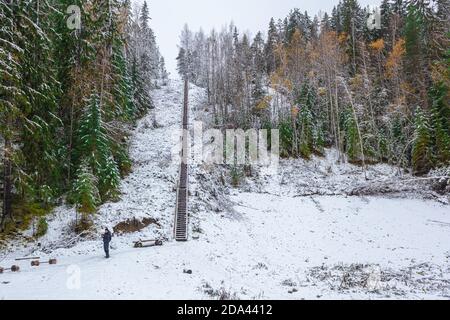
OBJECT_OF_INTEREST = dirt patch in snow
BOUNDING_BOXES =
[113,217,160,235]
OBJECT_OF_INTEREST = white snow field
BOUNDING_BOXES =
[0,80,449,300]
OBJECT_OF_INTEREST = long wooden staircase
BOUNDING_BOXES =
[174,79,190,242]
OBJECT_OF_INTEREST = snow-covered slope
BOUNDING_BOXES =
[0,80,449,300]
[1,79,203,257]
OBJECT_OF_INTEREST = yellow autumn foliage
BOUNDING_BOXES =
[284,79,293,91]
[338,32,348,45]
[386,38,406,79]
[369,39,385,53]
[431,60,450,88]
[349,74,363,88]
[318,87,327,97]
[269,72,293,92]
[400,81,414,96]
[255,96,273,111]
[291,106,299,118]
[270,73,281,89]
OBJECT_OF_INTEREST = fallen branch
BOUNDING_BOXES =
[15,256,40,261]
[395,176,450,183]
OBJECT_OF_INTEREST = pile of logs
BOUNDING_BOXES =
[0,256,57,274]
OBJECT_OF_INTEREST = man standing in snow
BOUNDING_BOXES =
[103,228,112,259]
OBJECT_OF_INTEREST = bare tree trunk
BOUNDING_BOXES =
[334,78,343,162]
[206,43,211,104]
[326,71,337,150]
[67,29,81,183]
[361,45,381,161]
[292,113,299,157]
[67,100,75,182]
[352,18,357,74]
[211,40,218,124]
[1,134,13,231]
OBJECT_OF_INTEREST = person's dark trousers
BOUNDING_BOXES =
[104,242,110,258]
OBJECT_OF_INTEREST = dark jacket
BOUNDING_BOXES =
[103,230,112,244]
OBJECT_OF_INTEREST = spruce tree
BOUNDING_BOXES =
[430,83,450,165]
[131,53,154,114]
[18,0,63,200]
[112,41,136,121]
[265,18,279,74]
[330,5,342,33]
[296,84,317,159]
[72,159,100,216]
[99,155,121,200]
[139,1,159,87]
[0,1,27,134]
[76,93,120,201]
[340,0,364,74]
[298,105,314,159]
[128,2,155,113]
[159,57,169,85]
[0,0,29,227]
[412,108,434,175]
[344,107,361,162]
[279,121,294,158]
[177,47,188,79]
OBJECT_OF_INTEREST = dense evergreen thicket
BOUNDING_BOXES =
[177,0,449,174]
[0,0,166,232]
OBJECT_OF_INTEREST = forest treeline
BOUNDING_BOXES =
[0,0,167,232]
[177,0,449,175]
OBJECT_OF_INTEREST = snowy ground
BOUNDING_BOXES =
[0,80,449,300]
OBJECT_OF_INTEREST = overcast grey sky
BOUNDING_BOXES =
[132,0,381,75]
